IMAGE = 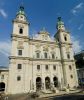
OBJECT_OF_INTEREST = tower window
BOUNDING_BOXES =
[64,36,67,41]
[45,65,48,70]
[44,52,47,58]
[70,75,73,79]
[67,54,70,59]
[18,50,22,55]
[37,65,40,70]
[20,16,23,19]
[17,64,22,69]
[17,76,21,81]
[19,28,23,34]
[53,65,56,70]
[69,65,72,70]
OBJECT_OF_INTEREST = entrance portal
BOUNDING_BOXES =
[0,82,5,91]
[53,77,58,87]
[45,77,50,89]
[36,77,42,91]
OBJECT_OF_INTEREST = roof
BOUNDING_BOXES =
[16,5,26,17]
[38,28,50,35]
[0,66,9,71]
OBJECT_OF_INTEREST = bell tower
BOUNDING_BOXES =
[12,5,29,37]
[57,17,65,30]
[55,17,78,88]
[10,5,30,57]
[8,5,30,94]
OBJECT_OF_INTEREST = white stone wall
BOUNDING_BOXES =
[13,21,29,37]
[30,60,63,90]
[56,29,78,88]
[0,70,9,93]
[5,11,78,94]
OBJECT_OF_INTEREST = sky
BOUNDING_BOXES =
[0,0,84,66]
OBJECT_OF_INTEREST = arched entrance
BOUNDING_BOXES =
[36,77,42,91]
[0,82,5,91]
[53,77,58,87]
[45,77,50,89]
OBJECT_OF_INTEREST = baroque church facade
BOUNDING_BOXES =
[0,6,78,94]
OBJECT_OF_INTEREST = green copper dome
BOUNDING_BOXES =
[57,17,64,25]
[16,5,26,16]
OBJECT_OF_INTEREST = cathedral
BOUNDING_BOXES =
[0,5,78,94]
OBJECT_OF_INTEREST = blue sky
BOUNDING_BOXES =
[0,0,84,66]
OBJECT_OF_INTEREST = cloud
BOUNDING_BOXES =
[0,41,11,66]
[71,2,84,15]
[75,3,83,9]
[78,24,83,30]
[30,29,38,38]
[0,41,11,56]
[0,9,8,18]
[0,53,9,66]
[71,36,82,53]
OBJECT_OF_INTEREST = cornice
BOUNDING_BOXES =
[56,29,70,34]
[11,34,29,39]
[29,58,61,62]
[59,42,72,47]
[9,56,75,63]
[29,39,59,46]
[9,56,30,60]
[11,35,58,45]
[9,56,61,62]
[11,34,72,48]
[12,19,29,25]
[11,34,29,42]
[61,59,75,62]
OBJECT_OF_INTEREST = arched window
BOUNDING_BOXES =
[0,82,5,91]
[20,16,23,19]
[53,77,58,87]
[70,75,73,79]
[45,77,50,89]
[69,65,72,70]
[64,36,67,41]
[19,28,23,34]
[67,54,70,59]
[36,52,40,58]
[36,77,42,90]
[52,54,55,59]
[44,52,47,58]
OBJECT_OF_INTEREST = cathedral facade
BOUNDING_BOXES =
[0,6,78,94]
